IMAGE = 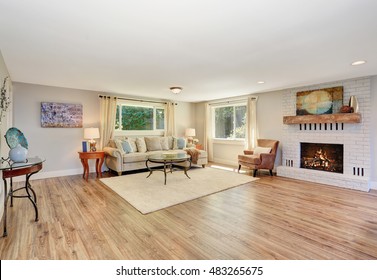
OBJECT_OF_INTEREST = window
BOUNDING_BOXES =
[213,104,246,139]
[115,102,165,133]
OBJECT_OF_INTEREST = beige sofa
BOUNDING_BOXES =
[103,136,208,175]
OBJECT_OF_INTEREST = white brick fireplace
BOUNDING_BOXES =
[277,77,371,191]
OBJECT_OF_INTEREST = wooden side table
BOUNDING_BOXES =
[78,151,105,181]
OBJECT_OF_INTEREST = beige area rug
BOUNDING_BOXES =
[100,167,259,214]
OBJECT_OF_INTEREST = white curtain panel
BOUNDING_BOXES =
[204,102,213,161]
[164,102,176,137]
[246,97,258,150]
[99,96,117,150]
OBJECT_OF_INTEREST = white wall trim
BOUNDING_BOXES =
[213,157,239,167]
[13,168,83,182]
[369,181,377,190]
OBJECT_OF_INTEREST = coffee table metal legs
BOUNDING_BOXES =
[146,159,191,185]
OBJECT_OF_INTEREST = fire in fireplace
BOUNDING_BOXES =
[300,142,343,173]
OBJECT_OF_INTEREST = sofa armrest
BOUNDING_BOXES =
[103,146,124,174]
[243,150,254,155]
[103,147,123,158]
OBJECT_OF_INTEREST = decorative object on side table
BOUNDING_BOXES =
[185,128,196,145]
[84,127,100,152]
[9,144,28,163]
[3,127,29,163]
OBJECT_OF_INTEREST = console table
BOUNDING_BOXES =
[1,157,45,237]
[78,151,105,181]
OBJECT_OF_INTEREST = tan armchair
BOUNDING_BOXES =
[238,139,279,177]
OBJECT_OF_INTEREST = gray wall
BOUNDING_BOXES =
[9,76,377,188]
[195,91,284,167]
[13,82,100,177]
[12,82,195,178]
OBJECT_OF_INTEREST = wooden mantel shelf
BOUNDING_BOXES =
[283,113,361,124]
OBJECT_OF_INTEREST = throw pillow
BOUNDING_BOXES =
[127,137,138,152]
[136,137,147,153]
[114,139,125,154]
[160,137,170,150]
[253,146,272,156]
[167,136,174,149]
[121,140,134,154]
[174,137,187,149]
[145,137,162,151]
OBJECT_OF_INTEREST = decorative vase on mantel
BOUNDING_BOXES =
[349,96,359,113]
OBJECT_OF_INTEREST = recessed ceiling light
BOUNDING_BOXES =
[257,81,265,84]
[351,60,366,66]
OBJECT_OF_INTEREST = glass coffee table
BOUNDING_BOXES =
[146,153,191,185]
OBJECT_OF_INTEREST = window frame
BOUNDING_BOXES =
[114,100,166,136]
[211,102,247,141]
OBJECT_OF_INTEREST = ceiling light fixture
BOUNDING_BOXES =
[170,86,183,94]
[257,81,265,84]
[351,60,366,66]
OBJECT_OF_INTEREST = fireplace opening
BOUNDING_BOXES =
[300,142,343,173]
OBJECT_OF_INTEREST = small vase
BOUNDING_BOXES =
[9,144,28,163]
[349,96,359,113]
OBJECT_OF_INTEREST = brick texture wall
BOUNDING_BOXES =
[277,77,371,191]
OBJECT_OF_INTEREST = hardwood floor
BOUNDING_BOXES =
[1,166,377,260]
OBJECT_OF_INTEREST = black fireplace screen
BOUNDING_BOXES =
[300,142,343,174]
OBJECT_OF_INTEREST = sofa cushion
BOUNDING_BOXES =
[122,152,149,163]
[238,154,261,165]
[160,137,169,150]
[145,137,162,151]
[114,139,125,154]
[173,137,186,149]
[121,140,134,153]
[136,137,147,153]
[127,137,138,152]
[167,136,174,149]
[253,146,272,156]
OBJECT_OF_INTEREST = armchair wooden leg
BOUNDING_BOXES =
[269,170,273,176]
[238,164,241,173]
[253,169,257,177]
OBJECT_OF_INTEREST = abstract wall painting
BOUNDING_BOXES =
[41,102,83,128]
[296,86,343,115]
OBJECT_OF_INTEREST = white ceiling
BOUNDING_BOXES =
[0,0,376,102]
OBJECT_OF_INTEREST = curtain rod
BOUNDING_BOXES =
[99,95,177,105]
[208,97,256,106]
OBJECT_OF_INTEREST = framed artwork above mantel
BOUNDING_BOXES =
[296,86,343,116]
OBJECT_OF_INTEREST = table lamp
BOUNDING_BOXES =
[84,127,100,152]
[185,128,196,144]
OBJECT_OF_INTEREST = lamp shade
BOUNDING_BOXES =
[185,128,196,137]
[84,127,100,139]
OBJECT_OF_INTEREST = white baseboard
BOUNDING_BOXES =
[12,168,83,182]
[212,157,239,167]
[369,181,377,190]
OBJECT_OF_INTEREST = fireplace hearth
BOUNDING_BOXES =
[300,142,343,174]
